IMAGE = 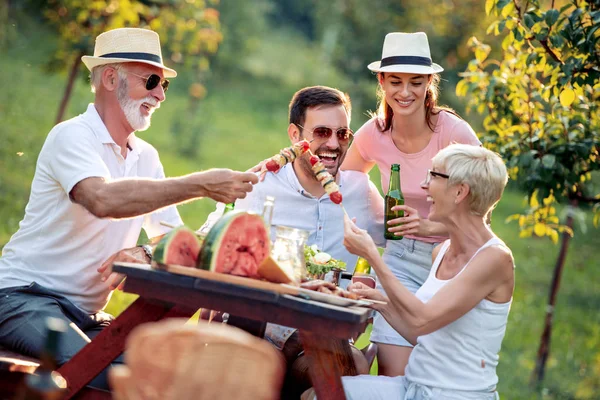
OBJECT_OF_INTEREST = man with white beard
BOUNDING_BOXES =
[0,28,257,390]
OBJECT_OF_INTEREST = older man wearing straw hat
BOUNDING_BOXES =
[0,28,257,389]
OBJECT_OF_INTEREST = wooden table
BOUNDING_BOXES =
[57,263,371,400]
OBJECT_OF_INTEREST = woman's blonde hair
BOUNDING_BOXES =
[432,144,508,216]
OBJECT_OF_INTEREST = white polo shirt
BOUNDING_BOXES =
[0,104,183,313]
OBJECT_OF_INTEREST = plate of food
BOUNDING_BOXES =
[304,245,346,280]
[283,280,380,308]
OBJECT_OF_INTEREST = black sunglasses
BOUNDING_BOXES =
[295,123,354,142]
[125,71,169,92]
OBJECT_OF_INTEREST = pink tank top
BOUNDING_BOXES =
[353,111,480,243]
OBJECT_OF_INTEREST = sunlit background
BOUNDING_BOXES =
[0,1,599,398]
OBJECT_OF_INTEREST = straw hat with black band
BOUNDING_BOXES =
[368,32,443,75]
[81,28,177,78]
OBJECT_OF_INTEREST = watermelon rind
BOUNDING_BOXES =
[153,226,202,267]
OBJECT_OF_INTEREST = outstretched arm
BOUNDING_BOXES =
[366,246,513,343]
[71,169,258,219]
[343,215,514,344]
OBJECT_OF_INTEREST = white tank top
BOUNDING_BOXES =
[405,237,512,392]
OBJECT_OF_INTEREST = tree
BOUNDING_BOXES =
[24,0,222,126]
[308,0,494,116]
[457,0,600,387]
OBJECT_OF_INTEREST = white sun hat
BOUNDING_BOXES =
[81,28,177,78]
[368,32,443,75]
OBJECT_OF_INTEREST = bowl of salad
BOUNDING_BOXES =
[304,244,346,281]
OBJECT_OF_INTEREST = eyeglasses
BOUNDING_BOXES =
[423,169,450,185]
[295,124,354,143]
[124,71,169,92]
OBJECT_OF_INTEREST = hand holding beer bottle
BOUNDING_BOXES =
[384,164,405,240]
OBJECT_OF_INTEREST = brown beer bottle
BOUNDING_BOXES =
[15,318,67,400]
[384,164,405,240]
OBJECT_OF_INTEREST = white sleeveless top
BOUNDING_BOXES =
[405,237,512,392]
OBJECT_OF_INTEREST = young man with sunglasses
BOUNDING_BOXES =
[202,85,386,396]
[0,28,257,390]
[205,85,385,272]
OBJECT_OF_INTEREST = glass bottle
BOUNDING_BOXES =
[197,202,230,238]
[384,163,405,240]
[354,257,371,275]
[351,257,376,288]
[16,318,67,400]
[261,196,275,238]
[223,202,235,214]
[271,226,309,284]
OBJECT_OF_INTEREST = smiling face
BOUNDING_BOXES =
[117,63,166,132]
[293,104,351,178]
[380,72,430,118]
[421,167,452,222]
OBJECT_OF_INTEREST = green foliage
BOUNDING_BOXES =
[16,0,224,159]
[23,0,222,82]
[3,4,600,398]
[211,0,271,76]
[458,0,600,242]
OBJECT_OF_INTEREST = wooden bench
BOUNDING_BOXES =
[0,346,111,400]
[0,346,39,397]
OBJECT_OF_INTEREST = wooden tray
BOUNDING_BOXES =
[145,263,378,307]
[151,263,302,296]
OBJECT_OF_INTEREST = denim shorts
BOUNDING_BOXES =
[370,238,439,347]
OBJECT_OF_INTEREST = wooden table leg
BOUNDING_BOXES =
[299,331,358,400]
[58,298,178,399]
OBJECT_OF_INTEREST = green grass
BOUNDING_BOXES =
[2,15,599,400]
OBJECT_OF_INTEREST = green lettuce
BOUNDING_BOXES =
[304,244,346,277]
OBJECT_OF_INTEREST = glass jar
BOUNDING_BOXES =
[271,226,309,284]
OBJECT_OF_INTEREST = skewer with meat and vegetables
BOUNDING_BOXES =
[308,153,343,205]
[259,141,348,214]
[263,139,311,174]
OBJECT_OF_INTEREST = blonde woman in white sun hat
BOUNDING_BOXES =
[340,32,482,376]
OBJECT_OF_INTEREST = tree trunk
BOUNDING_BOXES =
[530,200,577,386]
[0,0,9,48]
[55,51,84,124]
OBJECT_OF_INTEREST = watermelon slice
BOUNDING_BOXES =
[198,211,270,278]
[153,226,202,268]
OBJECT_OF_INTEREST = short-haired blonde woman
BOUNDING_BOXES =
[336,144,513,399]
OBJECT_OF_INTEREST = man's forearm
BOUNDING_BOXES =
[95,175,203,219]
